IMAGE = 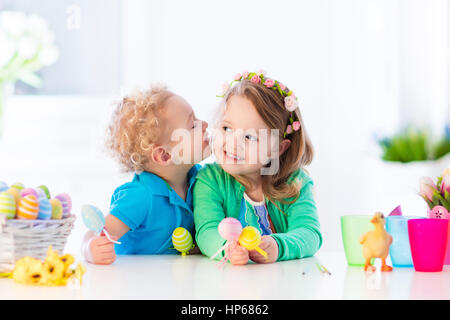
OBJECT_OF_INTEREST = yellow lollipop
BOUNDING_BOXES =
[172,227,195,256]
[238,226,268,258]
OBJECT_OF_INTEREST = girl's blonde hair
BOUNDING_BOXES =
[105,85,175,173]
[222,80,314,204]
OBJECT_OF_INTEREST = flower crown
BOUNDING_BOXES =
[217,70,301,138]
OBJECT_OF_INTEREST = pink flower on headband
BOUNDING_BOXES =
[251,75,261,84]
[234,73,242,81]
[284,95,298,112]
[220,82,230,96]
[242,70,249,78]
[264,79,275,88]
[257,69,266,76]
[293,121,301,131]
[278,82,286,90]
[286,125,293,134]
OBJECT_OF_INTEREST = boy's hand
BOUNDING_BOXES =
[88,234,118,265]
[226,241,249,265]
[248,236,278,264]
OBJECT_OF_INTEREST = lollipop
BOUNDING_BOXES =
[210,217,243,261]
[81,204,121,244]
[172,227,195,256]
[238,226,268,259]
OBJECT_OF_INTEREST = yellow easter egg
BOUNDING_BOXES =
[0,191,16,219]
[6,187,21,207]
[50,198,63,219]
[17,195,39,220]
[172,227,194,255]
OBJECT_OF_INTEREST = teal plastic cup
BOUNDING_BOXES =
[386,216,420,267]
[341,215,373,266]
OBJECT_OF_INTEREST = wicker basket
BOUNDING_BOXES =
[0,214,76,272]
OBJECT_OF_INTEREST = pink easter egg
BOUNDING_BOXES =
[428,205,449,220]
[20,188,38,199]
[218,217,243,241]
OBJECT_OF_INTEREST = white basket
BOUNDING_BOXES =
[0,214,76,272]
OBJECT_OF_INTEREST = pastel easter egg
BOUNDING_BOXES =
[0,181,8,192]
[6,187,21,206]
[20,188,38,198]
[35,188,47,200]
[55,193,71,218]
[81,204,105,234]
[36,185,50,200]
[429,205,449,220]
[50,198,63,219]
[37,197,52,220]
[218,217,243,241]
[10,182,24,191]
[172,227,194,255]
[17,195,39,220]
[0,191,16,219]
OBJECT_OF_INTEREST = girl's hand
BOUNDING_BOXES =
[226,241,249,265]
[248,236,278,264]
[88,234,119,265]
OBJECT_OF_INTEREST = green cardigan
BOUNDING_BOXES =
[193,163,322,261]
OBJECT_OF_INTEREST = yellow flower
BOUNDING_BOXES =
[12,256,45,285]
[43,246,65,284]
[74,263,86,285]
[60,254,75,275]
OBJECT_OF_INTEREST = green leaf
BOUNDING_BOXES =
[445,190,450,203]
[421,195,434,209]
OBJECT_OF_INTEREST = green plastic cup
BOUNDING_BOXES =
[341,215,374,266]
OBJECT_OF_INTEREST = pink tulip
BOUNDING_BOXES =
[234,73,242,81]
[419,176,437,201]
[292,121,301,131]
[441,169,450,194]
[242,70,249,79]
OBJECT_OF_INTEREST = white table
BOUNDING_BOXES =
[1,251,449,300]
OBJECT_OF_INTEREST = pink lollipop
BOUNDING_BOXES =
[210,217,243,261]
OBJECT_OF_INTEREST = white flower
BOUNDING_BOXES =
[25,14,50,40]
[38,45,59,66]
[0,11,27,36]
[18,36,39,60]
[284,95,298,112]
[0,30,16,68]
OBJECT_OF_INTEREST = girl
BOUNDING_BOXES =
[82,84,210,264]
[193,71,322,265]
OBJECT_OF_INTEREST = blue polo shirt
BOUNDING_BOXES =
[110,164,200,254]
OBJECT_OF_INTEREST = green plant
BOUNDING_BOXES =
[378,126,450,163]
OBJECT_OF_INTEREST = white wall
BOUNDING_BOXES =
[1,0,449,255]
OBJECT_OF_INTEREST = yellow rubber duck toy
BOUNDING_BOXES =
[359,212,393,272]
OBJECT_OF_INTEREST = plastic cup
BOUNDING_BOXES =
[386,216,421,267]
[341,215,374,266]
[408,218,449,272]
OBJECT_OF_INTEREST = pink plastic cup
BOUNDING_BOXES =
[408,219,449,272]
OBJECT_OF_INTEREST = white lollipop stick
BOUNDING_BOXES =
[103,228,122,244]
[210,241,231,260]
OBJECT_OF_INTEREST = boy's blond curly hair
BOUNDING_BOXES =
[105,84,175,173]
